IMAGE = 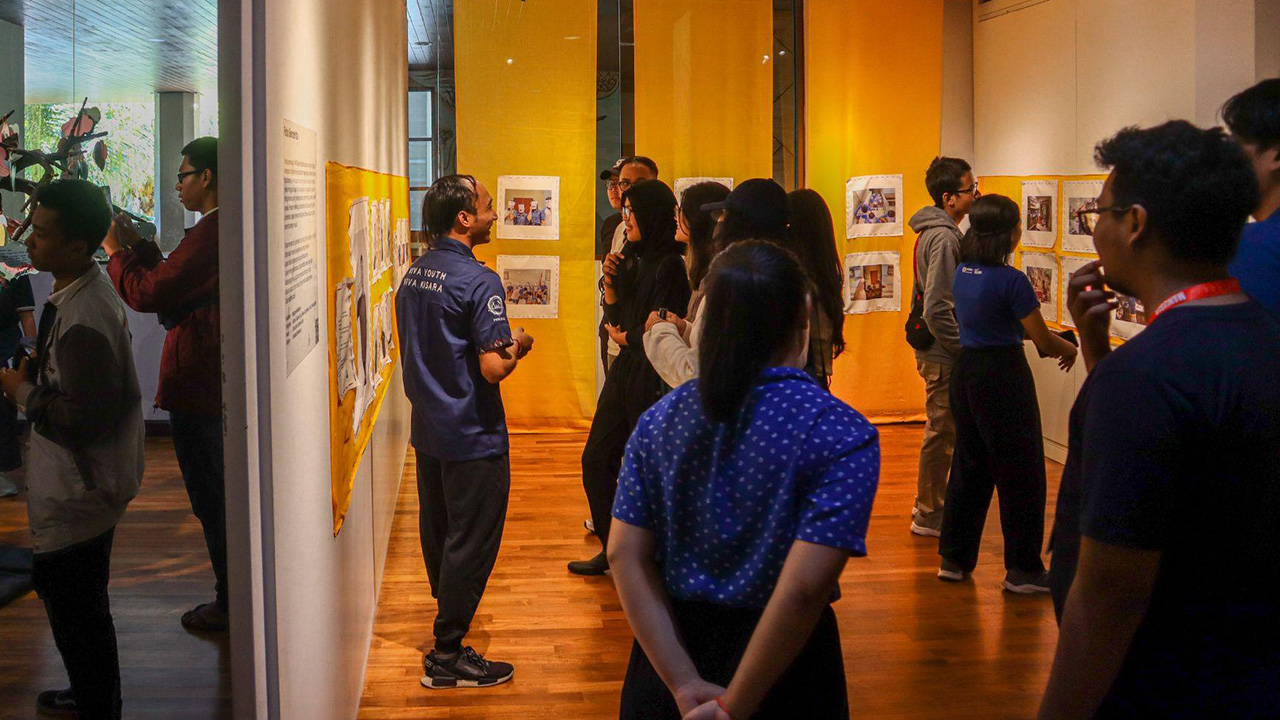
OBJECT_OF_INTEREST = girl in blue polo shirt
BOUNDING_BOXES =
[609,241,880,720]
[937,194,1077,593]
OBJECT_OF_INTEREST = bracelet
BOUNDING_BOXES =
[715,696,736,719]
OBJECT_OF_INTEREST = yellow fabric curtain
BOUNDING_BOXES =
[633,0,774,184]
[454,0,598,432]
[807,0,946,422]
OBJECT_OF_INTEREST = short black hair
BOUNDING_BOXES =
[182,136,218,176]
[424,174,478,237]
[1222,78,1280,152]
[925,156,972,207]
[1095,121,1258,265]
[961,194,1020,266]
[622,156,659,177]
[35,179,112,256]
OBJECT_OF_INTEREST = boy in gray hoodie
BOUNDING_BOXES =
[907,157,977,537]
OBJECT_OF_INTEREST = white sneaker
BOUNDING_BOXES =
[1003,570,1051,594]
[0,473,18,498]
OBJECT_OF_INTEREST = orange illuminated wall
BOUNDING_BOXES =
[807,0,946,422]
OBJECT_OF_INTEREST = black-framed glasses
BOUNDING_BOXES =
[177,170,200,182]
[1075,203,1132,221]
[955,182,979,196]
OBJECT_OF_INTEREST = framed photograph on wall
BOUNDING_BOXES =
[1021,179,1058,248]
[844,251,901,314]
[674,177,733,201]
[1061,179,1104,253]
[497,255,560,319]
[845,174,904,238]
[1018,251,1059,323]
[496,175,560,240]
[1058,255,1094,329]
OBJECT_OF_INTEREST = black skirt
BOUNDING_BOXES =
[618,599,849,720]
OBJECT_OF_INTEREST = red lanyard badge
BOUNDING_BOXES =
[1148,279,1242,323]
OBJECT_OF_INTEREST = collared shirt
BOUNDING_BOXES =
[1230,208,1280,315]
[396,236,514,461]
[17,264,144,554]
[612,367,880,608]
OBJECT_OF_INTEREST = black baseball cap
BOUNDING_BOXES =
[701,178,789,232]
[600,157,628,181]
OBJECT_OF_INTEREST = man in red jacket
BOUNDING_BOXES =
[103,137,226,633]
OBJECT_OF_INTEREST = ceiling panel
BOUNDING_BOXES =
[1,0,217,103]
[408,0,452,75]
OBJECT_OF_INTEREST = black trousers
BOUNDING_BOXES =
[619,601,849,720]
[32,529,122,720]
[417,450,510,654]
[0,395,21,473]
[582,350,666,551]
[169,410,228,612]
[939,346,1047,574]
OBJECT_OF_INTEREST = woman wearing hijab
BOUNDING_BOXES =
[571,180,691,576]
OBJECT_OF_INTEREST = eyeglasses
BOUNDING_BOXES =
[177,170,200,182]
[606,180,620,191]
[954,182,980,196]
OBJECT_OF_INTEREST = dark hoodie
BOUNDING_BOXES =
[908,206,964,365]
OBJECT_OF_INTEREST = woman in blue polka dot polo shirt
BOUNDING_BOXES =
[609,241,881,720]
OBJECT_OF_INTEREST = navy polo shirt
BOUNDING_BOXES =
[953,263,1040,349]
[395,236,514,461]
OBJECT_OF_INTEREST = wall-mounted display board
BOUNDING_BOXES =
[844,251,901,314]
[846,174,904,238]
[1061,179,1104,253]
[1018,251,1060,324]
[1021,179,1058,248]
[496,175,560,240]
[325,162,409,535]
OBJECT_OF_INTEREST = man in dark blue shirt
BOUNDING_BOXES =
[1224,79,1280,315]
[1041,122,1280,718]
[396,174,533,690]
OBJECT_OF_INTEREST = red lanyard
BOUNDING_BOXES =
[1148,279,1242,323]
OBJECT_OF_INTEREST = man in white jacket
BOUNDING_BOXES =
[0,180,144,719]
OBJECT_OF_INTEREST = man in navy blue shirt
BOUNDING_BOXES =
[1224,78,1280,315]
[396,174,533,690]
[1041,122,1280,717]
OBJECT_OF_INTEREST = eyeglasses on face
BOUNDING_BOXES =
[954,182,979,196]
[177,170,200,182]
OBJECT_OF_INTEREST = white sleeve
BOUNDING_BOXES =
[611,222,627,254]
[642,312,703,389]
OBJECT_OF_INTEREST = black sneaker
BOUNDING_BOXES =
[421,646,514,689]
[567,551,609,576]
[36,688,77,717]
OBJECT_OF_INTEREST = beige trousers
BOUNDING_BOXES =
[914,359,956,527]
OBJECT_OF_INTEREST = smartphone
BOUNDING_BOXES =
[658,308,669,320]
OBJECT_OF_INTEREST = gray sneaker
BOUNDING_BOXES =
[1003,569,1050,594]
[910,520,941,538]
[937,558,967,582]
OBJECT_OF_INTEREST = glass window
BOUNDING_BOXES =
[408,89,435,231]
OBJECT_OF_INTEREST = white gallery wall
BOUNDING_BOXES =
[975,0,1268,176]
[221,0,411,718]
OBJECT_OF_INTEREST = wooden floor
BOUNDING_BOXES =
[359,425,1064,719]
[0,437,232,720]
[0,426,1063,719]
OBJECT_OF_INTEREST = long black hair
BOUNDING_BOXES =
[961,194,1020,266]
[681,181,731,290]
[784,189,846,358]
[622,180,680,257]
[698,241,809,425]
